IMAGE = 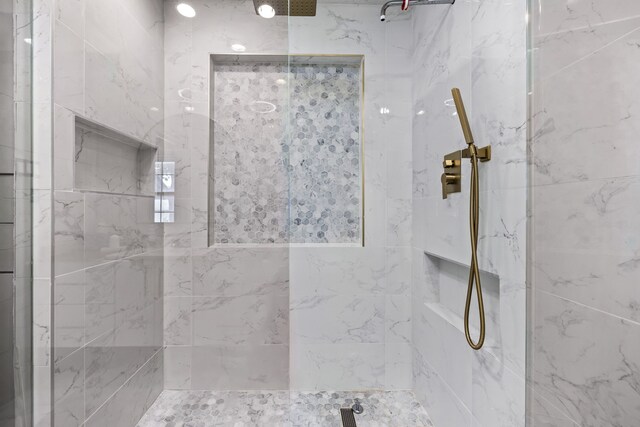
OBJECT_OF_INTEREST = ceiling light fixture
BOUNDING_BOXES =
[257,4,276,19]
[176,3,196,18]
[231,44,247,52]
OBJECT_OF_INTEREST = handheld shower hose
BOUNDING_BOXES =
[451,88,486,350]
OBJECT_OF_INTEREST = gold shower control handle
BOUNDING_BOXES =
[441,150,462,199]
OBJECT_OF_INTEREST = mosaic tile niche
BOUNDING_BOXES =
[209,56,364,245]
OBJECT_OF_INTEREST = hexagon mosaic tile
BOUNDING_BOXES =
[137,390,434,427]
[210,60,362,245]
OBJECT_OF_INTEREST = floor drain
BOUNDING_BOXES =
[340,408,358,427]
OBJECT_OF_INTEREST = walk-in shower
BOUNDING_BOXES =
[6,0,639,426]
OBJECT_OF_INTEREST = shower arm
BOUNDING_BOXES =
[380,0,455,21]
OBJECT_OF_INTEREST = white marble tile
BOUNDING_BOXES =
[84,261,116,343]
[533,177,640,323]
[84,330,156,417]
[164,297,191,346]
[289,4,384,56]
[386,197,412,247]
[164,248,192,296]
[385,295,411,344]
[192,247,289,296]
[53,105,75,191]
[533,0,640,35]
[413,301,472,408]
[291,294,385,344]
[535,17,640,80]
[193,294,288,346]
[413,348,472,427]
[84,350,162,427]
[54,20,84,113]
[532,290,640,426]
[190,344,289,390]
[56,0,83,37]
[53,191,84,275]
[53,270,85,362]
[53,349,84,426]
[532,26,640,185]
[164,346,191,390]
[83,193,160,267]
[471,350,525,427]
[290,247,385,296]
[33,278,51,368]
[385,343,412,390]
[386,246,412,295]
[290,343,385,391]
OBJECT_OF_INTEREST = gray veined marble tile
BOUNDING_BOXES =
[85,350,162,427]
[190,344,289,391]
[192,247,289,296]
[533,176,640,323]
[291,294,385,345]
[53,349,84,426]
[53,270,85,362]
[532,291,640,426]
[193,294,289,346]
[54,191,84,275]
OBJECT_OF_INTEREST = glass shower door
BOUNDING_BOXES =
[1,0,33,425]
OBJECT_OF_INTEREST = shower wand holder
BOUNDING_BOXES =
[441,145,491,199]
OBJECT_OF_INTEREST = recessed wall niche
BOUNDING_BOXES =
[74,116,157,196]
[208,54,364,245]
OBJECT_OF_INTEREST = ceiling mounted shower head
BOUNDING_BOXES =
[253,0,317,17]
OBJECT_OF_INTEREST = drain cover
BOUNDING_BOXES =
[340,408,358,427]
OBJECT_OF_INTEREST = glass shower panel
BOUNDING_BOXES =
[527,1,640,425]
[2,0,33,425]
[48,0,165,424]
[286,0,415,402]
[287,1,528,426]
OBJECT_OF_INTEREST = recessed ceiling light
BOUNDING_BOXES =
[176,3,196,18]
[275,78,287,86]
[24,38,32,44]
[231,44,247,52]
[258,4,276,19]
[184,106,195,112]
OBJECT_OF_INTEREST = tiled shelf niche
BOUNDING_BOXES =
[208,54,365,245]
[74,116,157,197]
[423,252,501,353]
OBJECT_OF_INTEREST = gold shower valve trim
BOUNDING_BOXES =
[440,145,490,199]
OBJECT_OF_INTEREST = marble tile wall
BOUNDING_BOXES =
[410,1,527,426]
[41,0,166,426]
[529,1,640,426]
[163,0,414,392]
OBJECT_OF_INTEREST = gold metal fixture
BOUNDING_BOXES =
[441,150,461,199]
[444,87,491,350]
[253,0,317,17]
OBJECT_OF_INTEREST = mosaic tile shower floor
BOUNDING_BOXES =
[137,390,433,427]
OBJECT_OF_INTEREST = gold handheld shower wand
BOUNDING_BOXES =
[442,88,491,350]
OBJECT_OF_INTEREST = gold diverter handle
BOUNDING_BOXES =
[441,88,491,350]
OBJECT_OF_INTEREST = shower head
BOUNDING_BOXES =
[380,0,455,22]
[253,0,318,17]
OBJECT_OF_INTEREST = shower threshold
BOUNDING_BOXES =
[137,390,433,426]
